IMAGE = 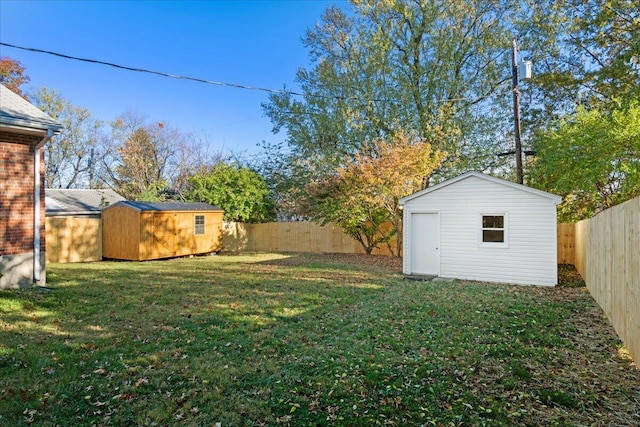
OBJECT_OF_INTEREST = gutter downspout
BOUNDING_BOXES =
[33,129,53,284]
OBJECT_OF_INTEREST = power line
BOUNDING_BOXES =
[1,42,507,107]
[0,42,393,104]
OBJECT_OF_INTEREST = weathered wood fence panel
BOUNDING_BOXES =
[46,216,102,263]
[566,197,639,365]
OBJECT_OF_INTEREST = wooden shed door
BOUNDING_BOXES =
[152,213,177,258]
[411,213,440,275]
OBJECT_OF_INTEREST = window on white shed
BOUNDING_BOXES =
[481,214,506,245]
[194,215,205,235]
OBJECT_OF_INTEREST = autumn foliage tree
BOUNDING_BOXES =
[113,127,168,200]
[0,57,29,99]
[103,113,186,200]
[308,134,444,256]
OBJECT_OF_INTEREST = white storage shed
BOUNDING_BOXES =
[399,172,562,286]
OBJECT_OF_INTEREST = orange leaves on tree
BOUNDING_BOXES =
[0,56,29,99]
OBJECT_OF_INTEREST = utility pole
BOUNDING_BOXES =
[512,37,524,185]
[88,148,95,188]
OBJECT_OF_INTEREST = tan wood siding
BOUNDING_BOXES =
[576,197,639,365]
[102,205,223,261]
[45,216,102,263]
[556,223,575,264]
[102,204,142,260]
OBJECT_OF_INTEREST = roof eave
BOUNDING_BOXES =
[0,119,62,136]
[399,171,562,205]
[46,211,101,217]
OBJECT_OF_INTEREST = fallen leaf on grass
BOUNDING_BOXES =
[134,377,149,387]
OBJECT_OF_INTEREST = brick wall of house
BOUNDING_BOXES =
[0,130,46,256]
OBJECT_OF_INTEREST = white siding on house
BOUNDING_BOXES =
[402,174,559,286]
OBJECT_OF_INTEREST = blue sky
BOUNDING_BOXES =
[0,0,345,159]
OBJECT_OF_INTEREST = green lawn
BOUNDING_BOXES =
[1,253,638,426]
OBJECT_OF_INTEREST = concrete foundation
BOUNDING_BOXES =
[0,252,46,289]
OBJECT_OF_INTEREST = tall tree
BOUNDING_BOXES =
[520,1,640,219]
[520,0,640,126]
[114,127,168,200]
[529,102,640,222]
[0,57,29,99]
[257,140,316,221]
[171,134,229,200]
[261,0,523,227]
[31,87,105,189]
[104,113,189,200]
[263,0,518,183]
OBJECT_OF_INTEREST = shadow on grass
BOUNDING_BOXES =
[3,253,393,355]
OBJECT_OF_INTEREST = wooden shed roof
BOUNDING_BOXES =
[110,201,223,212]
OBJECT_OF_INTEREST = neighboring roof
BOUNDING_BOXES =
[0,84,62,134]
[46,189,126,215]
[109,201,223,212]
[399,171,562,205]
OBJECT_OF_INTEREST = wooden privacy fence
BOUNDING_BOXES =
[46,216,604,267]
[558,197,640,366]
[228,221,576,261]
[222,221,396,256]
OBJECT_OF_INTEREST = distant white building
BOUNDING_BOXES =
[399,171,562,286]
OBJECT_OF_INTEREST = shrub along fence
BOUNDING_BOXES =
[559,197,639,365]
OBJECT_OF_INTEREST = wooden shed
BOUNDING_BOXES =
[399,172,562,286]
[102,201,223,261]
[46,189,125,263]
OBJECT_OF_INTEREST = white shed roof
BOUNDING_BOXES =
[399,171,562,205]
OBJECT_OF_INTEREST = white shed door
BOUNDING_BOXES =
[411,213,440,275]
